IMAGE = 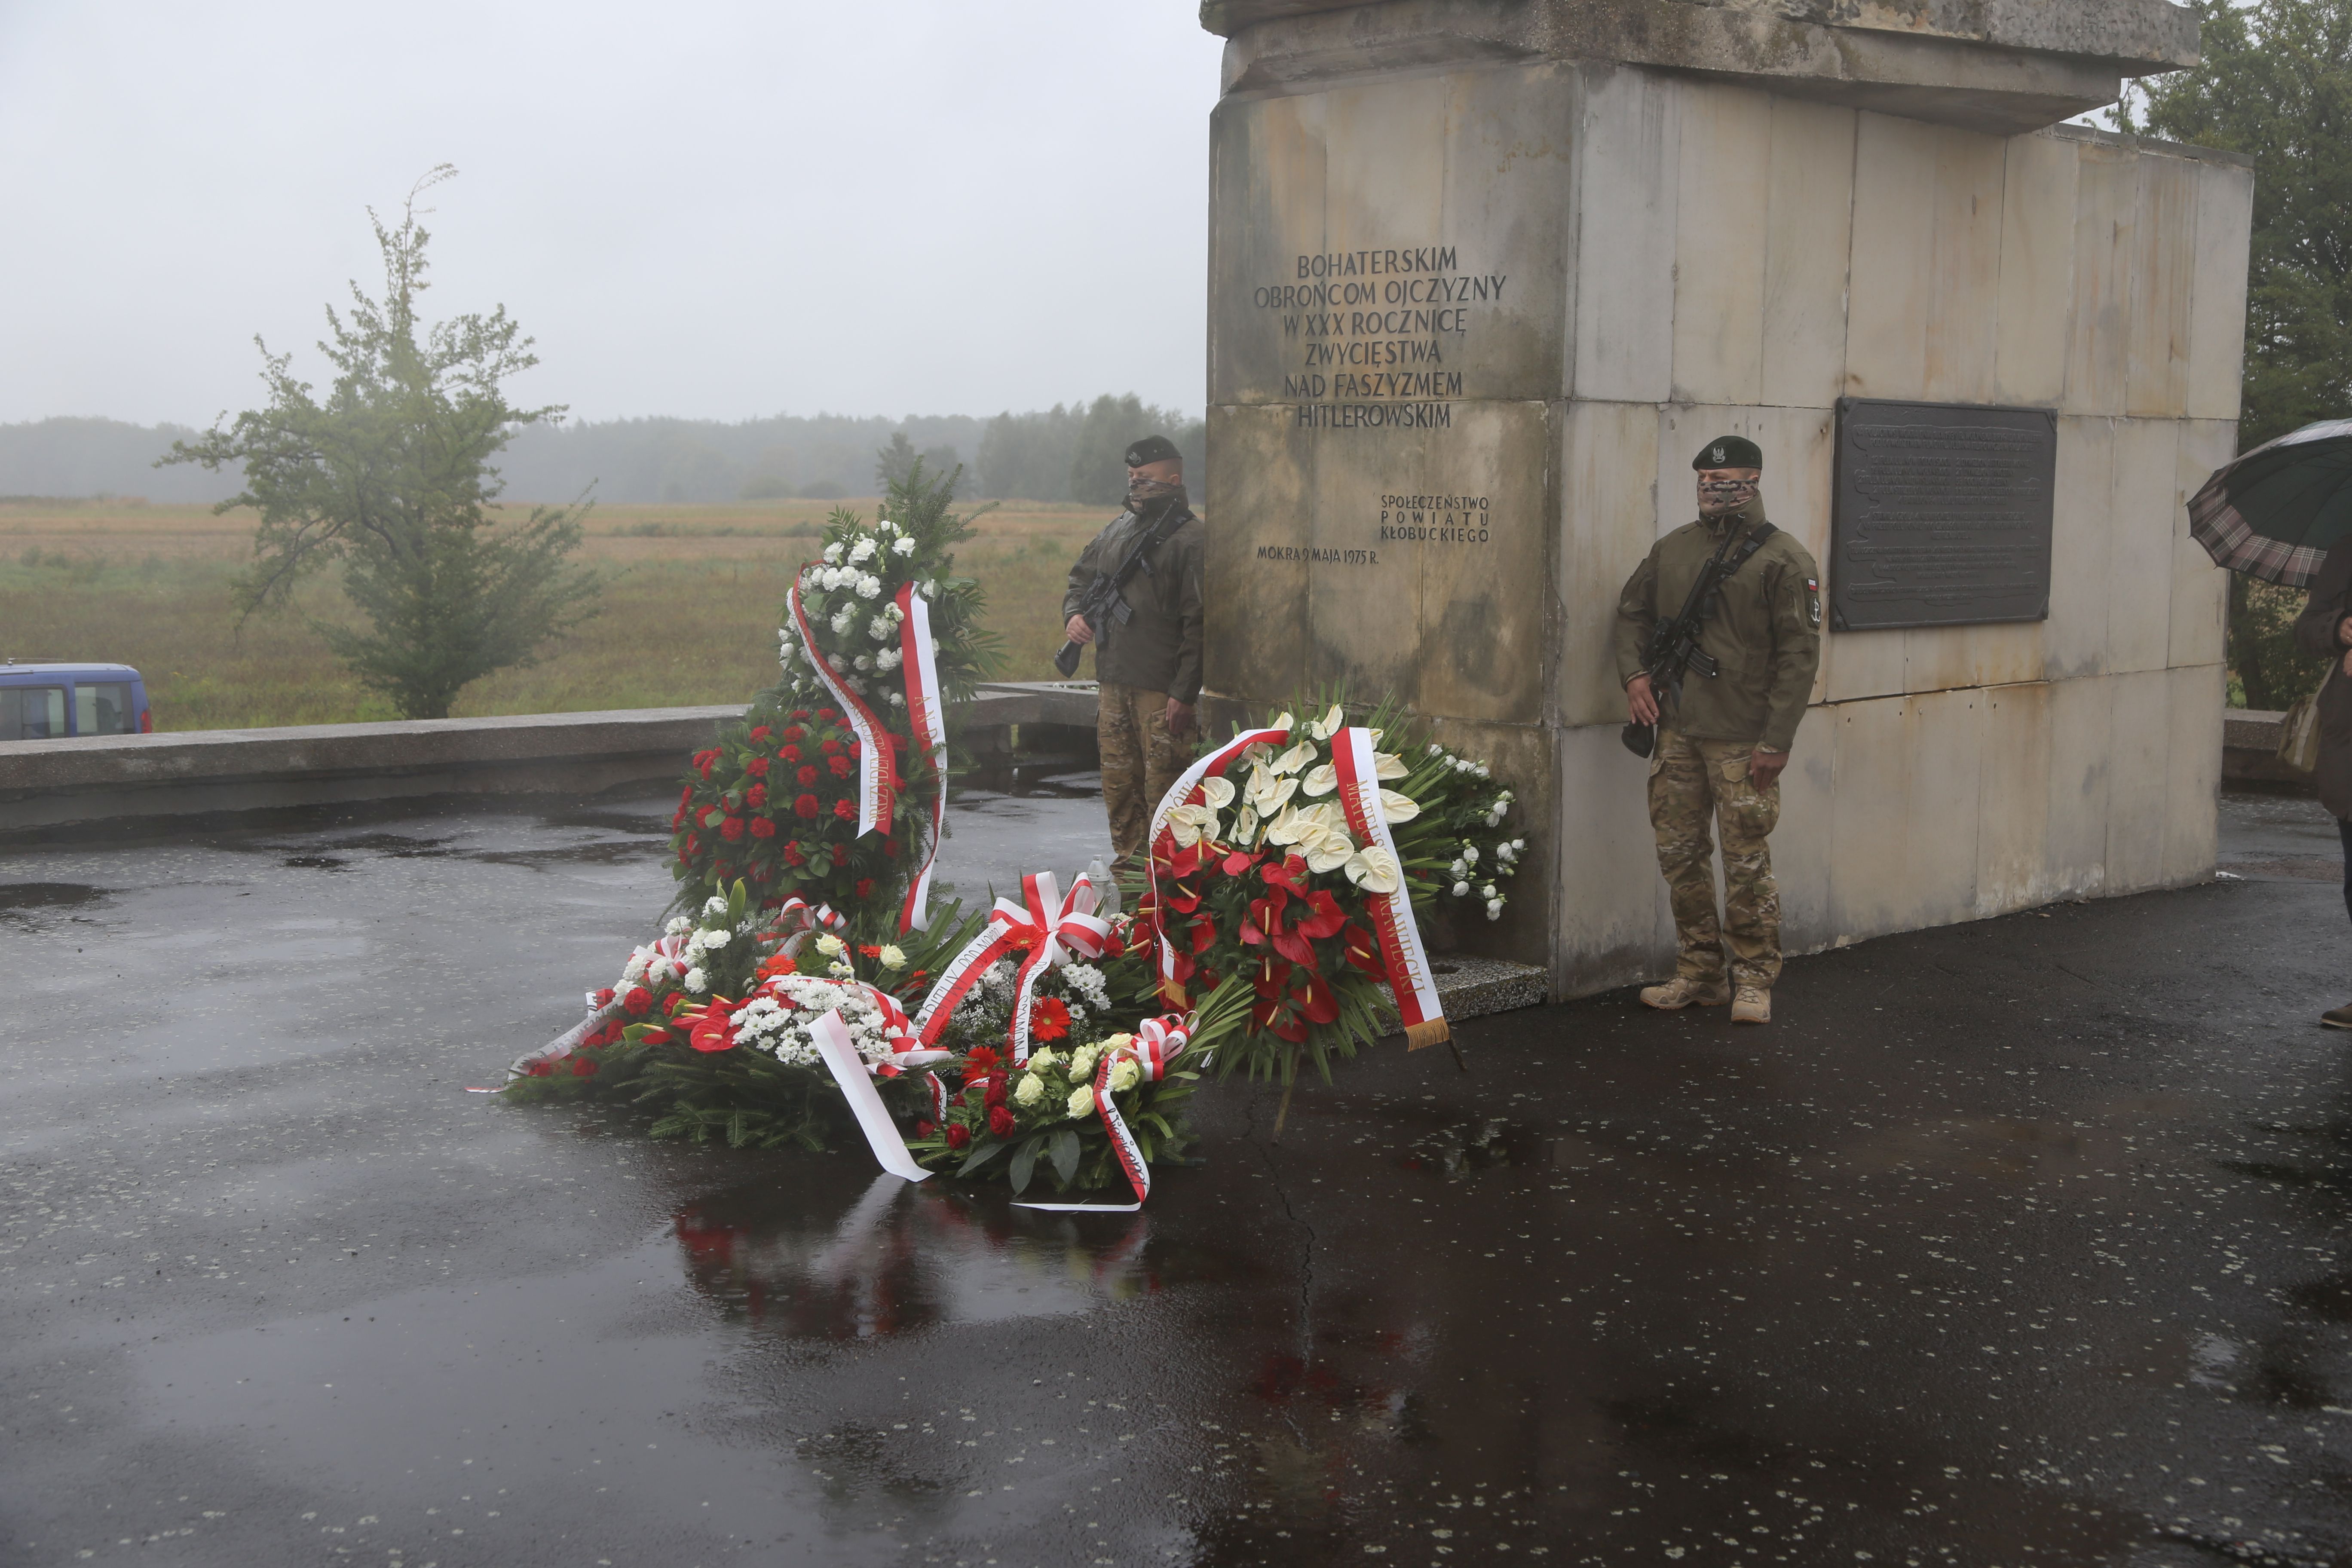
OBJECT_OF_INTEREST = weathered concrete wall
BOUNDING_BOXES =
[1202,39,2254,997]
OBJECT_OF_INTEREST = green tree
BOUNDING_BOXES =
[165,166,599,719]
[2124,0,2352,708]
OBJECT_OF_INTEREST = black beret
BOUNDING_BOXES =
[1692,434,1764,471]
[1124,435,1183,468]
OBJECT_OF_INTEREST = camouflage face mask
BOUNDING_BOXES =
[1697,476,1758,517]
[1127,475,1183,509]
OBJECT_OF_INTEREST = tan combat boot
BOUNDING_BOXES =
[1730,986,1772,1025]
[1640,976,1731,1011]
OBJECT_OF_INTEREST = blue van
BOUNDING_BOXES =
[0,662,151,741]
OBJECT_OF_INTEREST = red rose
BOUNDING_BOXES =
[571,1056,599,1077]
[946,1124,971,1151]
[984,1074,1008,1108]
[746,783,767,808]
[750,726,772,743]
[795,794,821,819]
[988,1105,1017,1138]
[745,756,771,777]
[781,744,802,763]
[1031,996,1071,1042]
[829,754,853,778]
[833,799,855,820]
[749,816,777,839]
[720,817,746,842]
[821,739,842,756]
[855,878,875,898]
[797,764,819,786]
[622,986,653,1016]
[916,1120,936,1139]
[594,987,616,1006]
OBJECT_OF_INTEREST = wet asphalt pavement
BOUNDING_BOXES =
[5,787,2352,1567]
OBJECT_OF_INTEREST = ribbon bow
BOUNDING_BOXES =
[766,897,846,960]
[910,869,1108,1061]
[1016,1010,1200,1213]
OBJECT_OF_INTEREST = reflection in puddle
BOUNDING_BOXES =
[280,854,352,871]
[1400,1117,1549,1176]
[0,881,111,925]
[673,1173,1176,1339]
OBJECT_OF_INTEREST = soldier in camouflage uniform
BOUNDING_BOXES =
[1063,435,1204,862]
[1613,435,1822,1025]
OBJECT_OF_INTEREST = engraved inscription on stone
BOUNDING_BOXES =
[1252,244,1507,430]
[1829,399,2058,631]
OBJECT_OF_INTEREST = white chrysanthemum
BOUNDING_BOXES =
[683,967,707,992]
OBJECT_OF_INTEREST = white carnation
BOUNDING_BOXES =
[856,574,882,599]
[683,967,708,992]
[848,537,876,564]
[822,542,842,564]
[891,535,916,556]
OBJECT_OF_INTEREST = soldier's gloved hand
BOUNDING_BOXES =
[1749,748,1787,790]
[1625,674,1660,726]
[1066,614,1095,645]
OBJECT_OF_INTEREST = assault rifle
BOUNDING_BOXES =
[1620,519,1776,759]
[1053,505,1194,678]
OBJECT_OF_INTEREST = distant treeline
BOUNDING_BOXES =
[0,394,1205,507]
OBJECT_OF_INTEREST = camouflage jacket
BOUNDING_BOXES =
[1611,501,1823,752]
[1062,495,1206,704]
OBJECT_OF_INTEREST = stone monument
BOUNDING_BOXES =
[1197,0,2255,998]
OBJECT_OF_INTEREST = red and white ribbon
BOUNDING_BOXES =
[787,576,897,838]
[766,897,845,960]
[1142,726,1289,1004]
[491,932,696,1084]
[1016,1013,1197,1212]
[1331,726,1450,1050]
[908,870,1109,1062]
[895,583,949,933]
[810,1009,931,1183]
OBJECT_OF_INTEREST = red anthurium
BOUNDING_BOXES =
[1262,855,1310,895]
[1341,923,1387,978]
[1297,890,1348,940]
[1189,917,1217,954]
[1222,848,1256,877]
[1271,926,1319,970]
[1295,972,1341,1025]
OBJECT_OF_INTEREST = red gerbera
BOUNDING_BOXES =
[749,817,777,839]
[965,1046,1002,1072]
[795,794,821,818]
[859,943,882,958]
[946,1124,971,1150]
[988,1105,1017,1138]
[1030,996,1071,1042]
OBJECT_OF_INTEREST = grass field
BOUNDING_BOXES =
[0,495,1111,731]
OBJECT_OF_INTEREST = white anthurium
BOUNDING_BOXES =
[1270,711,1295,732]
[1300,823,1356,874]
[1343,845,1403,895]
[1299,763,1338,798]
[1373,751,1410,781]
[1269,740,1317,777]
[1200,775,1237,811]
[1306,704,1347,741]
[1300,799,1351,838]
[1167,803,1221,848]
[1378,788,1422,823]
[1232,803,1261,847]
[1249,770,1299,815]
[1261,803,1306,847]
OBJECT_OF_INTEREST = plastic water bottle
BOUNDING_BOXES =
[1088,857,1120,915]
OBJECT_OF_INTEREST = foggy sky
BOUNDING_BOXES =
[0,2,1226,428]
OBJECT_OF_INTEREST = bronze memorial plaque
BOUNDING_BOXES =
[1828,398,2058,631]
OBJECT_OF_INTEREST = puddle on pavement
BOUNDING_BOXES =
[280,854,353,871]
[671,1167,1256,1339]
[0,880,113,929]
[1399,1116,1550,1176]
[465,839,667,869]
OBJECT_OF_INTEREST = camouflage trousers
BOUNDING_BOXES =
[1648,727,1783,990]
[1099,682,1192,863]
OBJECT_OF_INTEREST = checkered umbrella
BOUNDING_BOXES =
[2190,417,2352,587]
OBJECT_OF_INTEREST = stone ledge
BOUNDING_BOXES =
[1207,0,2199,135]
[0,683,1102,834]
